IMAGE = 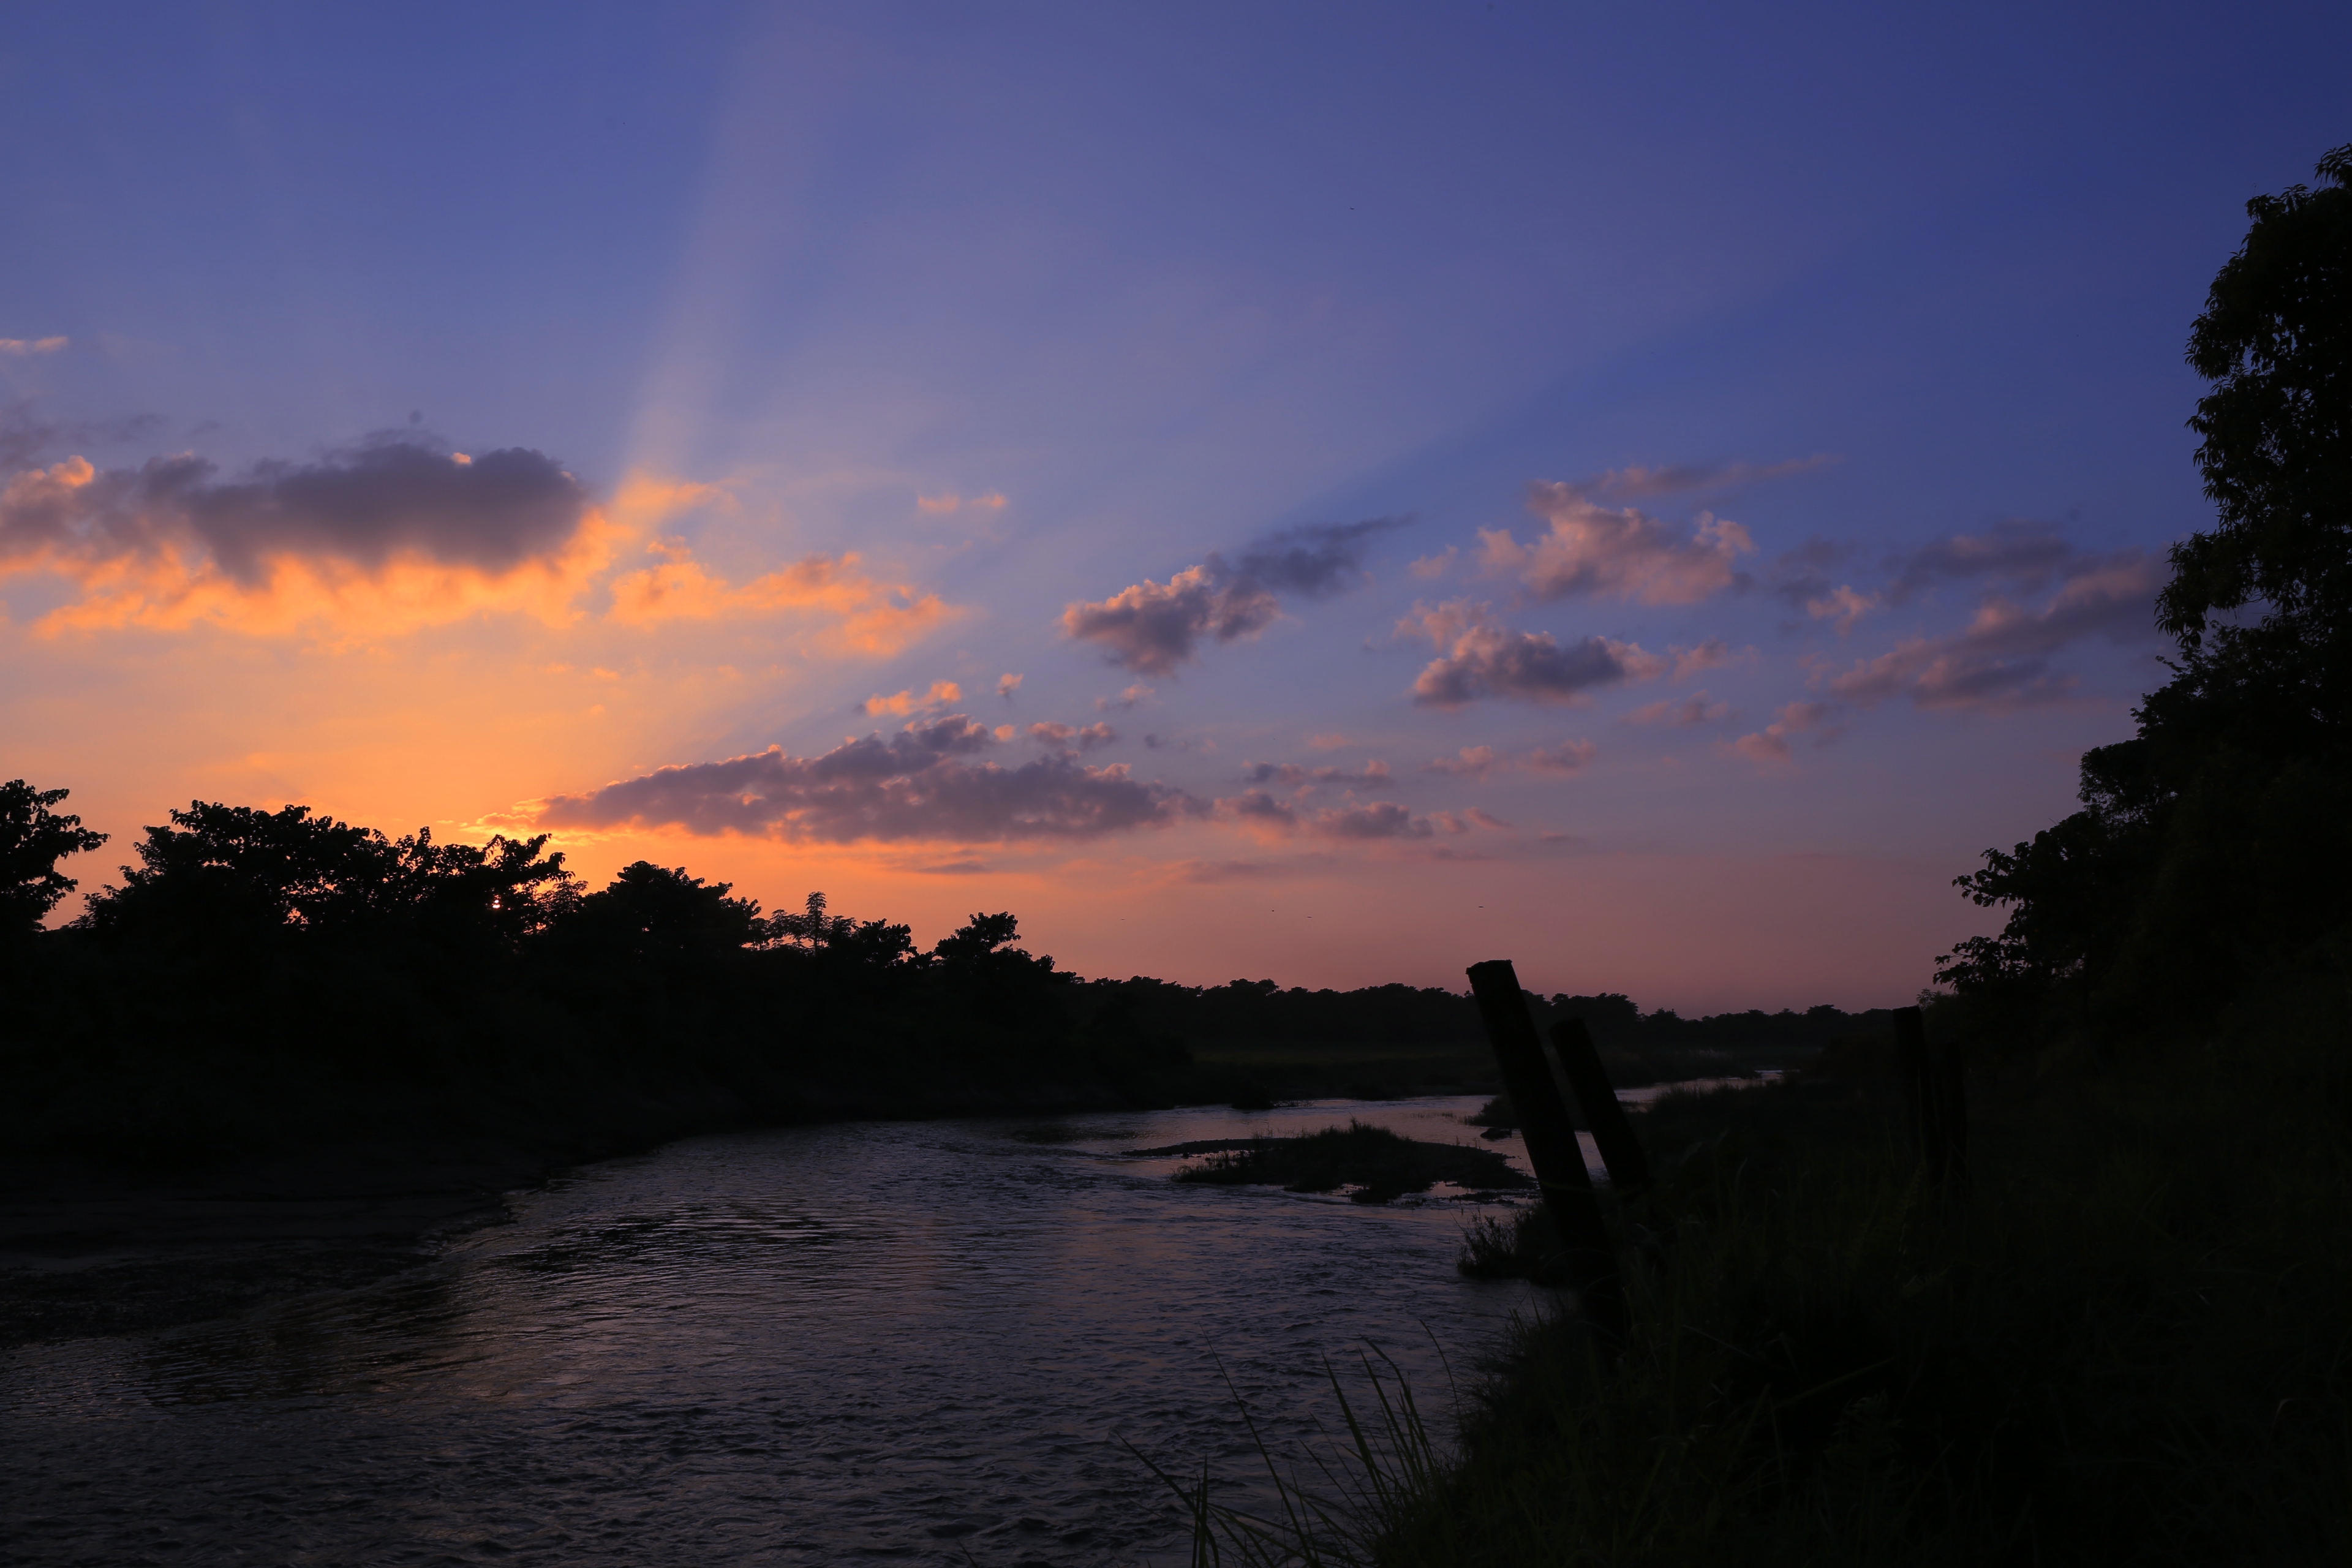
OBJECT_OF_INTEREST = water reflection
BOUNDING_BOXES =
[2,1097,1548,1566]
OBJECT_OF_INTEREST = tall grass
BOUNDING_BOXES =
[1149,974,2352,1564]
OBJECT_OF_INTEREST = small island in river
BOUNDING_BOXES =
[1134,1118,1534,1203]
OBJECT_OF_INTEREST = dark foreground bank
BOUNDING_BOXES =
[1169,976,2352,1565]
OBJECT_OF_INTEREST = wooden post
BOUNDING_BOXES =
[1548,1019,1651,1194]
[1467,960,1624,1344]
[1895,1005,1969,1187]
[1936,1033,1969,1188]
[1893,1004,1940,1182]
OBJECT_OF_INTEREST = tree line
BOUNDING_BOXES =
[0,786,1888,1166]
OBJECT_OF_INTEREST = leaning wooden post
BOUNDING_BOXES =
[1935,1033,1969,1188]
[1893,1005,1937,1180]
[1466,960,1624,1344]
[1549,1018,1651,1194]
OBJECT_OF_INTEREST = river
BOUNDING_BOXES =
[2,1096,1575,1566]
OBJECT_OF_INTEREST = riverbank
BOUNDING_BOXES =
[1317,979,2352,1564]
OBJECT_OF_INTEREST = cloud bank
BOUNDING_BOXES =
[1424,741,1598,777]
[0,437,959,652]
[535,715,1197,843]
[2,435,590,580]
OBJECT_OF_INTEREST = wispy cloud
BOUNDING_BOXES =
[1623,692,1732,727]
[1423,740,1597,777]
[1778,520,2147,643]
[916,491,1008,515]
[1727,701,1842,764]
[1670,638,1742,679]
[1062,517,1405,674]
[1558,456,1833,503]
[862,680,963,715]
[1400,600,1660,707]
[1819,551,2163,712]
[1096,682,1156,711]
[0,337,69,356]
[1882,519,2082,603]
[1217,791,1497,843]
[606,546,956,655]
[996,672,1023,699]
[1240,758,1392,788]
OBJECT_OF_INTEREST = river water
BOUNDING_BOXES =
[2,1097,1573,1566]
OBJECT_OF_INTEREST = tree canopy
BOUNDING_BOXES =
[2165,143,2352,644]
[0,781,106,938]
[1943,143,2352,1044]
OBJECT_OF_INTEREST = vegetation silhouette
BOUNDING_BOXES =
[1,781,105,940]
[1941,141,2352,1050]
[0,803,1893,1171]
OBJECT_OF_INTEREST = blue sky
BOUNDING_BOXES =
[2,2,2343,1007]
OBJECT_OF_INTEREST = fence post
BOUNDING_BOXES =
[1936,1033,1969,1188]
[1894,1004,1969,1187]
[1466,960,1624,1344]
[1894,1005,1941,1182]
[1548,1019,1651,1194]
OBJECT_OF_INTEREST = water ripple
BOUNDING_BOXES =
[1,1098,1549,1565]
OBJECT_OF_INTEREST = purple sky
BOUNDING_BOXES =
[2,2,2343,1008]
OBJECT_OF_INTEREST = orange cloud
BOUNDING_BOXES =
[605,548,957,656]
[2,442,616,637]
[1,445,959,658]
[24,503,627,638]
[863,680,963,715]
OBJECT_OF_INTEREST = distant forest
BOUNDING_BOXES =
[0,788,1879,1168]
[1079,973,1891,1057]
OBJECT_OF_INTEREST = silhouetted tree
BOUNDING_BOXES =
[2164,142,2352,648]
[1945,143,2352,1042]
[0,780,106,938]
[769,890,854,949]
[561,860,764,962]
[387,827,578,947]
[929,911,1068,1031]
[77,802,395,943]
[75,801,577,954]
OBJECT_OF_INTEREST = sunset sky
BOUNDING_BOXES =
[3,4,2343,1009]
